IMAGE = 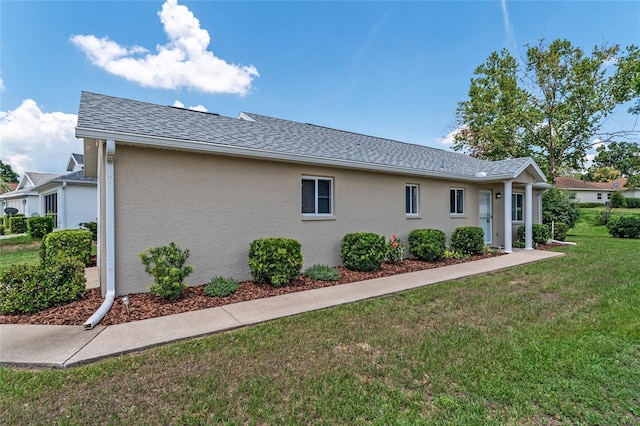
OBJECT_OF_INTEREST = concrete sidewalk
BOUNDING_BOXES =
[0,250,564,369]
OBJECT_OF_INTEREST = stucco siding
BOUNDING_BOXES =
[113,145,485,295]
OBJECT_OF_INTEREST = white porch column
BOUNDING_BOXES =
[503,180,513,253]
[524,183,533,250]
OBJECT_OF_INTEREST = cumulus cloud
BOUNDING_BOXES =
[0,99,79,176]
[172,100,207,112]
[70,0,259,95]
[436,127,463,146]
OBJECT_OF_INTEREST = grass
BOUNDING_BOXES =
[1,211,639,424]
[0,235,41,272]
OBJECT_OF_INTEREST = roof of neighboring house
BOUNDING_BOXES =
[555,176,627,191]
[76,91,547,183]
[37,171,97,188]
[17,172,62,191]
[67,153,85,172]
[0,182,18,194]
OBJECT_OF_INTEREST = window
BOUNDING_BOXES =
[450,188,464,215]
[512,193,524,221]
[302,176,333,215]
[597,193,602,200]
[44,192,58,226]
[406,184,419,215]
[607,193,612,200]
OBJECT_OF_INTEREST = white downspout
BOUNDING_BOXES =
[503,180,513,253]
[524,183,533,250]
[84,140,116,330]
[60,182,67,229]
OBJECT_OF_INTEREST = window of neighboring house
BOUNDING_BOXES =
[607,193,612,200]
[44,192,58,226]
[450,188,464,215]
[597,193,602,200]
[512,193,524,222]
[302,176,333,216]
[406,184,419,216]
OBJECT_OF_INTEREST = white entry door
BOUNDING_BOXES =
[479,190,492,245]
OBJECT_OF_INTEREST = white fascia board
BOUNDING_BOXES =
[75,127,527,184]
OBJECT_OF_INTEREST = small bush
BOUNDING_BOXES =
[42,229,93,266]
[607,215,640,239]
[610,191,627,208]
[27,215,54,239]
[385,234,405,263]
[598,207,613,226]
[9,215,27,234]
[0,227,4,236]
[625,198,640,208]
[204,276,239,297]
[450,226,485,255]
[550,222,568,241]
[80,221,98,241]
[140,242,193,299]
[248,237,303,287]
[543,189,579,228]
[304,264,341,281]
[513,240,526,248]
[516,224,551,245]
[340,232,387,272]
[408,229,446,261]
[0,257,86,314]
[443,249,467,260]
[576,202,606,208]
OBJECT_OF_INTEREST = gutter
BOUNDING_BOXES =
[83,140,116,330]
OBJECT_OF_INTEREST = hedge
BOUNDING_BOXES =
[27,215,54,239]
[407,229,446,261]
[450,226,485,255]
[249,237,303,286]
[340,232,386,272]
[516,224,551,245]
[41,229,93,266]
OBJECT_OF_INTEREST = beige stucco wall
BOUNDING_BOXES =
[111,145,502,295]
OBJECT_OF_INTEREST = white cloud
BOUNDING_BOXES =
[70,0,259,95]
[0,77,4,91]
[0,99,79,176]
[436,127,463,146]
[501,0,517,52]
[172,99,207,112]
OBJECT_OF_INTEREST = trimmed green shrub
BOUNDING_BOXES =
[576,202,606,208]
[607,215,640,239]
[204,276,239,297]
[625,198,640,208]
[304,264,341,281]
[610,191,627,208]
[42,229,93,266]
[27,215,54,239]
[9,215,27,234]
[248,237,303,286]
[516,224,552,245]
[543,189,579,228]
[80,221,98,241]
[450,226,485,255]
[408,229,446,261]
[340,232,386,272]
[140,242,193,299]
[0,257,86,314]
[550,222,568,241]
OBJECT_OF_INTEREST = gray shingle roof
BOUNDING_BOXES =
[21,172,62,189]
[47,171,97,185]
[76,91,544,182]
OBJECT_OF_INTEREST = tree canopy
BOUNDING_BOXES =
[454,39,640,182]
[0,161,20,193]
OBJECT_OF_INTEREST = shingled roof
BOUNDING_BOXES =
[76,91,546,183]
[555,176,627,191]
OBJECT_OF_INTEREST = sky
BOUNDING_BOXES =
[1,0,639,177]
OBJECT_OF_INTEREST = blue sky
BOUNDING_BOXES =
[1,0,638,176]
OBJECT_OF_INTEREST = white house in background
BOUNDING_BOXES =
[554,176,640,203]
[0,153,97,229]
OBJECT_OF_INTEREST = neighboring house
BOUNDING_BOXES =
[0,154,97,229]
[554,176,640,203]
[76,91,551,299]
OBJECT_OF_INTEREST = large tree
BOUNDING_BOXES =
[454,39,639,181]
[0,160,19,193]
[588,141,640,188]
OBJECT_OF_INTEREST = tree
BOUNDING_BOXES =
[591,141,640,176]
[586,166,622,182]
[454,39,640,182]
[542,188,579,229]
[0,160,19,193]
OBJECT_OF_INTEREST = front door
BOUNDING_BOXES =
[479,190,492,245]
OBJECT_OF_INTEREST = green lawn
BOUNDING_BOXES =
[0,235,41,273]
[1,210,639,424]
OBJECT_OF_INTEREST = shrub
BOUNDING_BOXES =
[408,229,446,261]
[542,189,579,229]
[0,257,86,314]
[516,224,552,245]
[443,249,467,260]
[204,276,239,297]
[385,234,405,263]
[80,221,98,241]
[450,226,485,255]
[610,191,627,208]
[625,198,640,208]
[598,207,613,226]
[9,215,27,234]
[27,215,54,239]
[576,202,606,208]
[304,264,341,281]
[140,242,193,299]
[607,215,640,239]
[550,222,568,241]
[248,237,303,286]
[42,229,93,266]
[0,226,4,236]
[340,232,386,272]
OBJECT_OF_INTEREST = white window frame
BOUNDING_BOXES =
[301,176,333,216]
[512,192,524,222]
[43,191,58,227]
[450,188,465,215]
[597,193,602,200]
[406,184,419,216]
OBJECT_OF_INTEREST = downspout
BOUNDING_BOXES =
[60,182,67,229]
[84,140,116,330]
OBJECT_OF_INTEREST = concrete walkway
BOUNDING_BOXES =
[0,250,564,369]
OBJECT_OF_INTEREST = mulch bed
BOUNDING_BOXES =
[0,244,563,327]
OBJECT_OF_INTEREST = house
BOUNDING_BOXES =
[554,176,640,203]
[0,154,97,229]
[76,91,551,304]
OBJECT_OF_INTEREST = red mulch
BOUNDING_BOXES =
[0,245,563,327]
